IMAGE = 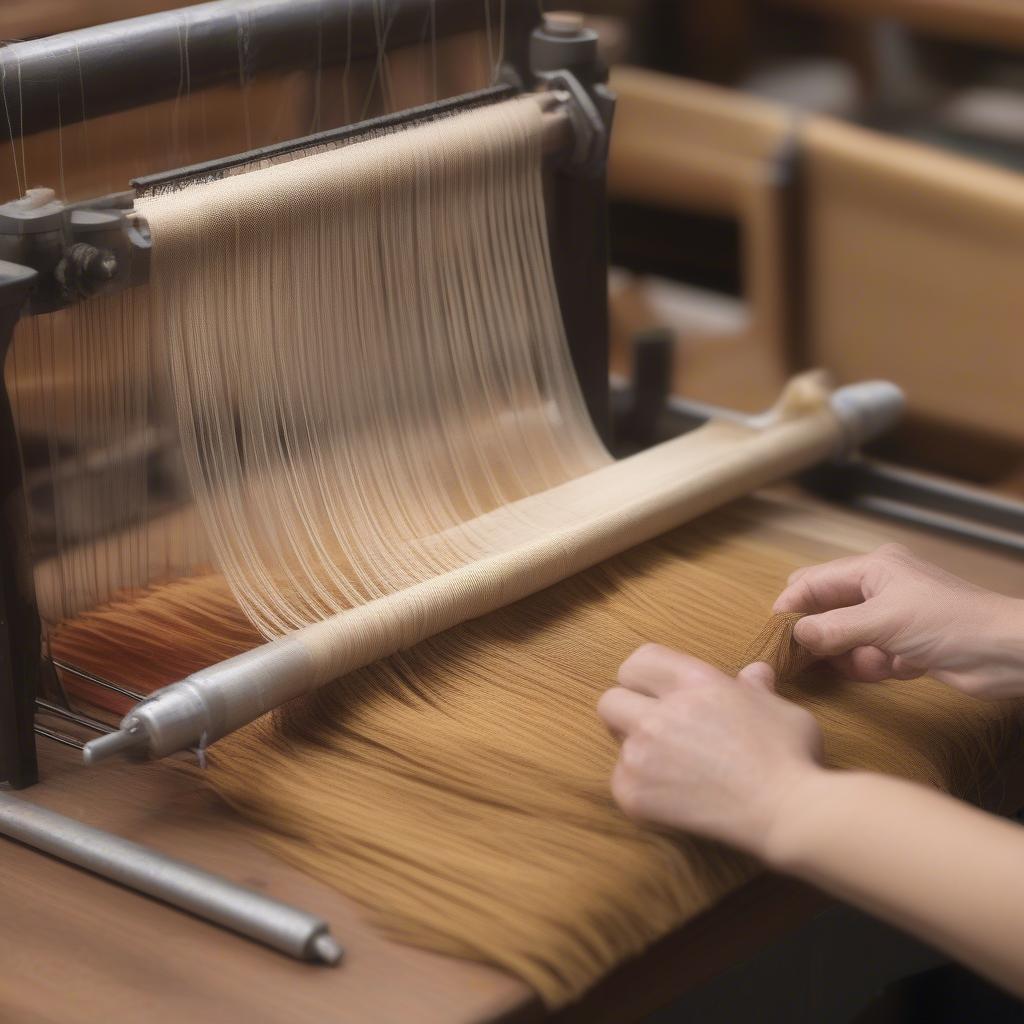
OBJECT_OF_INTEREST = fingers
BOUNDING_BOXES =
[889,655,926,681]
[827,646,897,683]
[774,555,871,615]
[794,601,894,655]
[617,643,723,697]
[827,647,926,682]
[597,687,653,738]
[737,661,776,692]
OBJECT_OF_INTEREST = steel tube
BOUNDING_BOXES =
[0,790,343,964]
[0,0,531,139]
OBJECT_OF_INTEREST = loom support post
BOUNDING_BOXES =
[0,191,151,787]
[0,262,41,788]
[531,13,617,442]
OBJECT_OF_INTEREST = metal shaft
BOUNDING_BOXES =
[0,791,342,965]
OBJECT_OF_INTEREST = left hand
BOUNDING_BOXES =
[597,644,825,858]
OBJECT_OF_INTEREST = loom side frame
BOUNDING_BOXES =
[0,263,42,788]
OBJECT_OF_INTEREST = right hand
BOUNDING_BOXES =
[773,544,1024,699]
[598,645,825,859]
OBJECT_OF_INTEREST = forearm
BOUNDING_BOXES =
[765,770,1024,997]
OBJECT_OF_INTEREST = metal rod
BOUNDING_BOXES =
[0,791,343,965]
[31,724,85,751]
[35,698,110,734]
[0,0,532,140]
[802,459,1024,555]
[52,659,145,703]
[81,727,147,764]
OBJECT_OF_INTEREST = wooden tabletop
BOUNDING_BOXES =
[3,488,1023,1024]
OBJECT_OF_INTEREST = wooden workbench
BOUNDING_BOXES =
[3,489,1022,1024]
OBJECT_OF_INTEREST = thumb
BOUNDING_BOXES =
[794,601,887,656]
[737,661,777,692]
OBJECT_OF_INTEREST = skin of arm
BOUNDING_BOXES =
[769,770,1024,998]
[597,547,1024,996]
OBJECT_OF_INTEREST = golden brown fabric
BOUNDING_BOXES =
[51,512,1024,1007]
[734,609,816,680]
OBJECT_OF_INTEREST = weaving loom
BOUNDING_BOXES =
[2,3,1024,1021]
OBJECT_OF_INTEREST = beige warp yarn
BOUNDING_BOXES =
[136,95,609,638]
[34,95,857,692]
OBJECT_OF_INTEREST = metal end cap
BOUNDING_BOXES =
[82,726,147,766]
[308,931,344,966]
[830,380,906,454]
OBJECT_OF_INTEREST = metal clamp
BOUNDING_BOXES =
[530,13,615,176]
[0,189,151,312]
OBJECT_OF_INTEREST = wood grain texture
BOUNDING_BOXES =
[768,0,1024,51]
[607,67,793,403]
[1,743,534,1024]
[802,115,1024,450]
[3,490,1023,1023]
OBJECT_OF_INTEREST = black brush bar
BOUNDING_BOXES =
[0,0,534,140]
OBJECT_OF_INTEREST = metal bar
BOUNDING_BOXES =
[0,791,344,965]
[0,0,535,140]
[51,659,145,703]
[802,459,1024,554]
[611,381,1024,556]
[35,698,110,735]
[32,724,85,751]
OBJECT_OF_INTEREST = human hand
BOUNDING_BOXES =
[774,544,1024,698]
[597,645,825,858]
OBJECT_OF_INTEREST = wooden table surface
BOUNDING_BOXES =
[3,489,1022,1024]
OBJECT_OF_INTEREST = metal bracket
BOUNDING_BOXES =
[0,189,150,313]
[530,13,615,177]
